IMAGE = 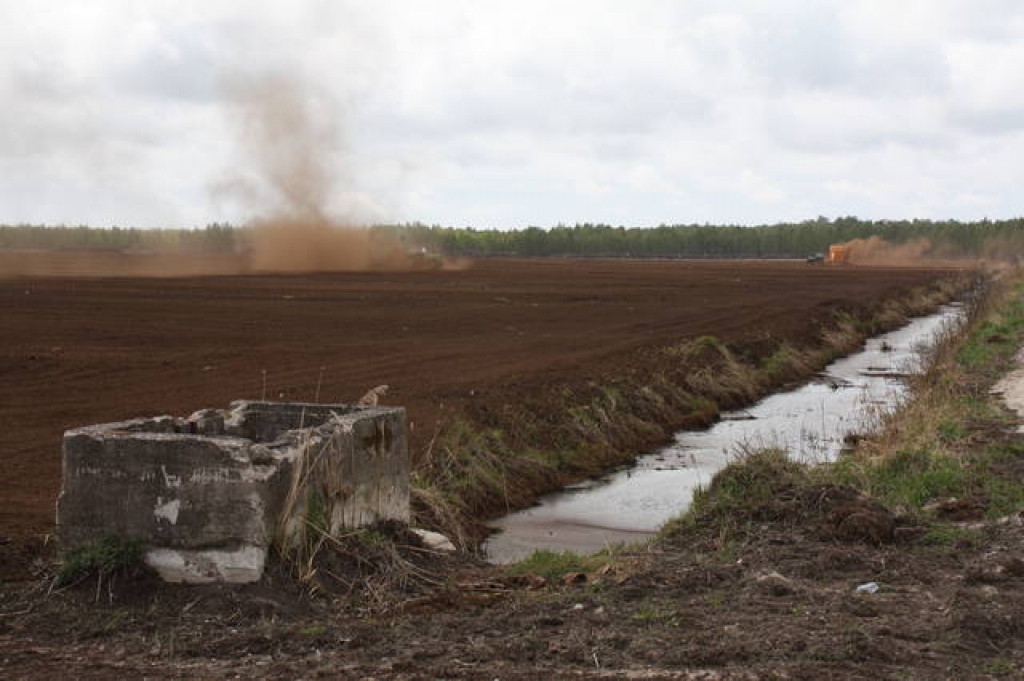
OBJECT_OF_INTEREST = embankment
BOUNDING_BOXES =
[413,270,976,546]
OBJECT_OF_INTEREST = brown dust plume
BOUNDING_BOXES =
[838,236,934,266]
[221,72,422,273]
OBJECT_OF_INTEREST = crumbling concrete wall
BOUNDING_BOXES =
[57,401,408,584]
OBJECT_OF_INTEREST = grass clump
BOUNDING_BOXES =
[506,548,608,581]
[57,535,143,587]
[841,448,969,510]
[957,294,1024,374]
[664,448,811,542]
[920,524,981,548]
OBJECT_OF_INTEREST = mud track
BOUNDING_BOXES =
[1,257,956,561]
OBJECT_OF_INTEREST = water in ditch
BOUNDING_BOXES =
[485,304,964,563]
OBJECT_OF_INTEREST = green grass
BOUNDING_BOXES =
[661,273,1024,550]
[956,287,1024,375]
[981,659,1021,676]
[58,535,143,586]
[919,524,981,548]
[826,275,1024,519]
[936,418,966,443]
[629,602,682,625]
[983,475,1024,518]
[860,449,968,509]
[688,448,808,521]
[505,549,609,581]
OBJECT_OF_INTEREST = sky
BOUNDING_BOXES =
[1,1,1023,230]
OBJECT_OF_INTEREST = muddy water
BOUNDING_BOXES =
[485,305,964,563]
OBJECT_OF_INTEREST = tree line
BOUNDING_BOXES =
[0,223,237,253]
[2,217,1022,259]
[392,217,1024,259]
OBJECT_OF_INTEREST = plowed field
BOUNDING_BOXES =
[0,256,957,554]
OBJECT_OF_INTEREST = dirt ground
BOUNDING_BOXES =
[1,256,954,556]
[1,482,1020,678]
[4,254,1009,678]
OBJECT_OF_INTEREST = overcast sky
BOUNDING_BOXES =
[1,1,1023,229]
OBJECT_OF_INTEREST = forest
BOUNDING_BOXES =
[2,217,1021,260]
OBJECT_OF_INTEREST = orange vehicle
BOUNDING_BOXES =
[827,245,850,264]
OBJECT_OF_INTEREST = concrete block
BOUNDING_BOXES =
[57,401,408,583]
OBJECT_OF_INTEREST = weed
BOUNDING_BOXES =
[761,343,815,383]
[506,549,607,581]
[705,591,727,610]
[865,449,969,509]
[919,524,981,548]
[983,476,1024,518]
[688,448,808,523]
[355,527,390,547]
[57,534,143,587]
[981,659,1020,676]
[630,603,678,625]
[936,418,966,443]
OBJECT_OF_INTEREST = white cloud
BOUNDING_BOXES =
[0,1,1022,228]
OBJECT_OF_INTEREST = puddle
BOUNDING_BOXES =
[485,304,964,563]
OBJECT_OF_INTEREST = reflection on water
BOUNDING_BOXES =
[485,305,963,563]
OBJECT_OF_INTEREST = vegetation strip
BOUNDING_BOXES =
[4,218,1024,259]
[663,269,1024,548]
[831,273,1024,522]
[413,275,972,547]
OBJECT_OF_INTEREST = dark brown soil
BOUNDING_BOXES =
[2,499,1020,678]
[0,257,955,558]
[4,255,1013,678]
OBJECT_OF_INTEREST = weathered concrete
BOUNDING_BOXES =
[57,401,408,583]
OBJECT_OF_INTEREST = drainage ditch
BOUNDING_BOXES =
[485,304,964,563]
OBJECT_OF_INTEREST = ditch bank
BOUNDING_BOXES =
[486,303,964,561]
[411,274,975,550]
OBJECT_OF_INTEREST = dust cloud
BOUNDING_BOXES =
[0,73,439,278]
[835,232,1019,266]
[839,236,935,266]
[221,73,422,273]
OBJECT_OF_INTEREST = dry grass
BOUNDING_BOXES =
[405,277,973,546]
[830,271,1024,517]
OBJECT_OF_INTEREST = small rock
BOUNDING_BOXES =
[516,573,547,589]
[893,526,928,543]
[562,572,587,586]
[922,497,986,521]
[965,556,1024,584]
[755,571,796,596]
[411,529,456,551]
[834,508,895,544]
[357,384,389,407]
[844,596,879,618]
[978,585,1000,600]
[187,408,225,436]
[855,581,880,594]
